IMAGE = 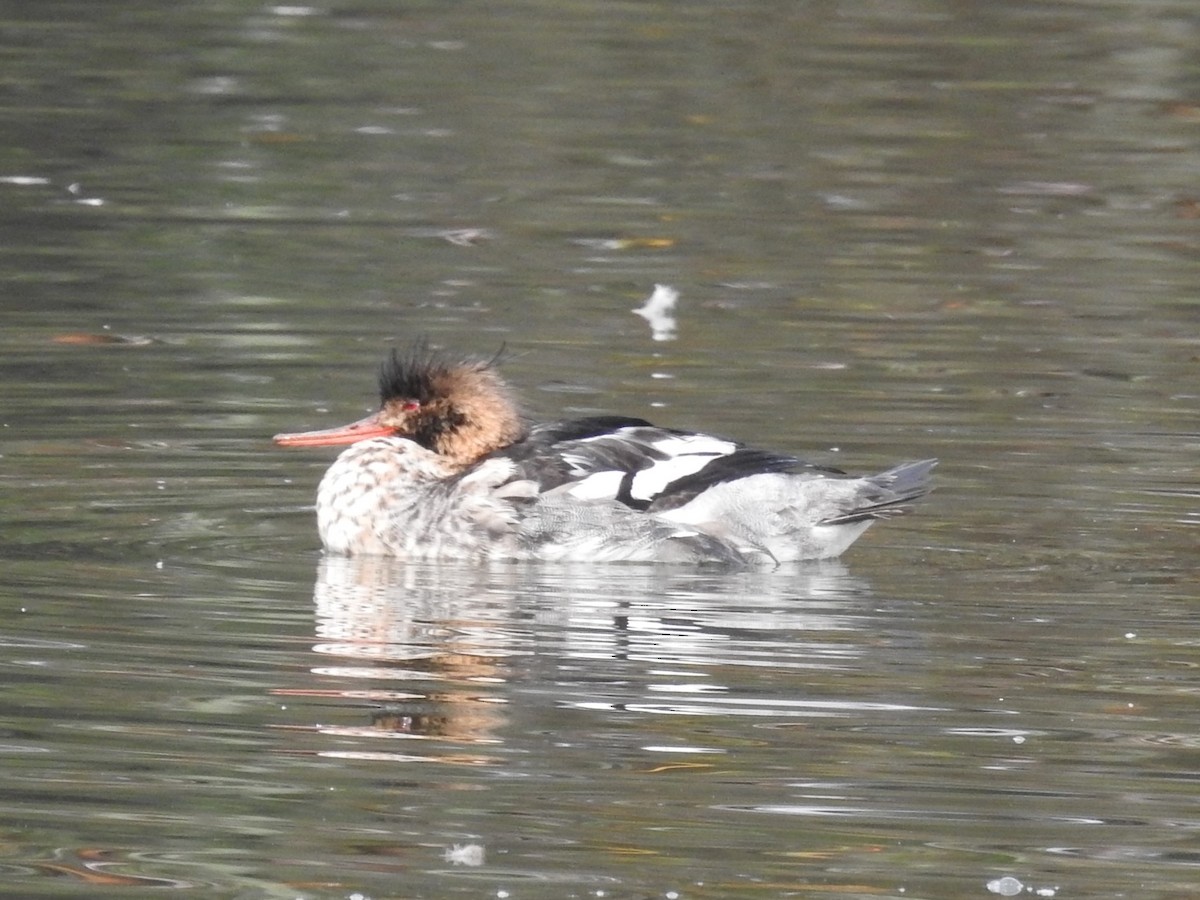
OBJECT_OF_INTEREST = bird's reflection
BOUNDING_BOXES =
[309,556,518,748]
[299,556,877,757]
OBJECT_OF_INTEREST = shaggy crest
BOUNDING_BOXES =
[375,341,523,466]
[378,342,501,406]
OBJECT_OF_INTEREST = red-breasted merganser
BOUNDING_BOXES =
[274,345,935,564]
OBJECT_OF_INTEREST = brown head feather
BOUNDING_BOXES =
[376,343,525,466]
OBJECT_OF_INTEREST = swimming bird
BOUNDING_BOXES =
[274,344,935,564]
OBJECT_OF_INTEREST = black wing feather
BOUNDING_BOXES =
[499,417,847,512]
[646,448,808,512]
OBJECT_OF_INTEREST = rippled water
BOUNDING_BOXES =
[2,1,1198,898]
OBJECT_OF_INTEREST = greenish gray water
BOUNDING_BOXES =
[1,1,1197,897]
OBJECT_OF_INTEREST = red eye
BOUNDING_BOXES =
[401,400,420,412]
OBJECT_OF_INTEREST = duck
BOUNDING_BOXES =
[273,344,936,564]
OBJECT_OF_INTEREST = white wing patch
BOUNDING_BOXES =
[647,434,736,457]
[628,435,737,500]
[563,470,625,500]
[560,432,739,503]
[560,452,595,476]
[627,454,713,500]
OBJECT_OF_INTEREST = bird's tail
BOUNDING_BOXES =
[820,458,938,525]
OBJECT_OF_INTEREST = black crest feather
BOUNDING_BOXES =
[377,340,507,404]
[378,342,455,404]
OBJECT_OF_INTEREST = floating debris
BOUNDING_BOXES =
[52,332,156,346]
[632,283,679,341]
[0,175,51,186]
[443,843,484,866]
[440,228,492,246]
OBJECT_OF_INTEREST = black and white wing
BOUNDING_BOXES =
[501,416,842,512]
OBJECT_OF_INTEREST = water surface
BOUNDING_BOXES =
[1,1,1197,897]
